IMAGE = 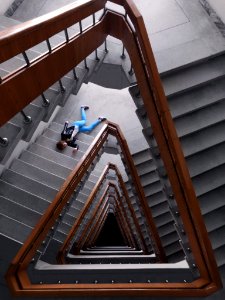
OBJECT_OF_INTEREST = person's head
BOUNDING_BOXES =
[56,140,68,150]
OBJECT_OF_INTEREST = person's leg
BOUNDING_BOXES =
[79,119,101,133]
[71,107,88,127]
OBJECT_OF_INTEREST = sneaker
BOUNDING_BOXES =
[81,105,89,110]
[72,144,79,153]
[98,116,107,122]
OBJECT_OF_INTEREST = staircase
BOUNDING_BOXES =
[129,51,225,284]
[0,0,225,298]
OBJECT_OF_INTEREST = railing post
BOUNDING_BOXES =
[104,40,109,53]
[84,58,89,70]
[41,93,50,107]
[22,51,30,66]
[121,44,126,59]
[72,68,79,81]
[58,79,66,93]
[93,13,96,25]
[128,63,134,75]
[95,49,100,61]
[0,137,8,147]
[64,28,69,42]
[46,39,52,53]
[20,110,32,124]
[79,21,83,33]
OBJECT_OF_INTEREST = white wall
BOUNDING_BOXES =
[208,0,225,23]
[0,0,14,15]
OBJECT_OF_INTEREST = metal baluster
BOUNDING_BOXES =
[121,44,126,59]
[64,28,69,42]
[95,49,100,61]
[73,68,79,81]
[84,58,89,70]
[41,93,50,107]
[58,79,66,93]
[20,110,32,124]
[93,13,96,25]
[104,40,108,53]
[135,89,141,98]
[46,39,52,53]
[79,21,83,33]
[0,137,8,147]
[22,51,30,66]
[128,63,134,75]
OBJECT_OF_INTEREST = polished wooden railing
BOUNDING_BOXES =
[1,0,222,296]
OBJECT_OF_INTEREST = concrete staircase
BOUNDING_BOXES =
[0,2,225,298]
[129,51,225,275]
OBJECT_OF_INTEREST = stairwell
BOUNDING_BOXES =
[0,0,225,299]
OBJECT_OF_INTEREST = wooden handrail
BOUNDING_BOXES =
[0,0,106,63]
[3,0,221,296]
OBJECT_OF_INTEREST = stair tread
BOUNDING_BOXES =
[0,213,32,243]
[0,179,50,213]
[162,54,225,97]
[2,168,58,202]
[0,195,41,228]
[10,158,64,190]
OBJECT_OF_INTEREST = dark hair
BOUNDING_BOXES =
[56,140,67,150]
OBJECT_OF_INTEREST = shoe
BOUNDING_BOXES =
[72,144,79,153]
[81,105,89,110]
[98,116,107,122]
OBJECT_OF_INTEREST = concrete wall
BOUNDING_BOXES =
[208,0,225,23]
[0,0,14,14]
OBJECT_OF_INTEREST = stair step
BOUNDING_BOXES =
[204,206,225,233]
[28,143,78,170]
[168,76,225,118]
[10,159,64,190]
[209,226,225,250]
[175,99,225,138]
[132,149,152,166]
[0,213,32,243]
[136,159,156,176]
[0,179,50,213]
[162,54,225,97]
[0,195,41,228]
[198,185,225,215]
[187,142,225,178]
[193,163,225,197]
[146,191,167,207]
[20,150,72,179]
[139,171,160,187]
[2,169,57,202]
[214,245,225,267]
[182,120,225,157]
